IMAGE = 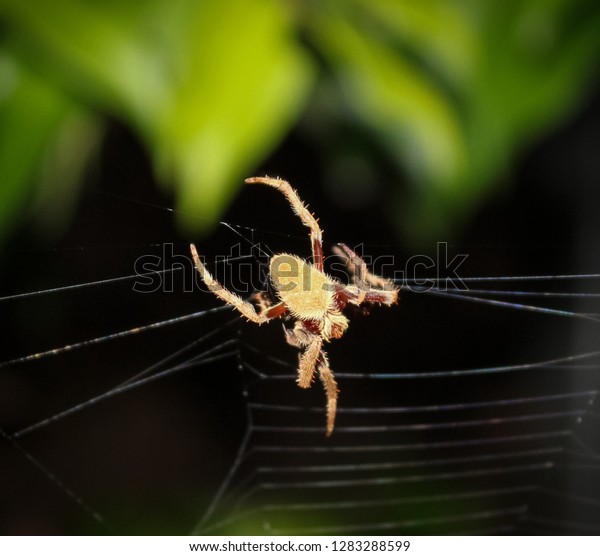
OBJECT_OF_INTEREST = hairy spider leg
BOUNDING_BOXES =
[334,243,398,291]
[333,243,399,306]
[297,335,323,388]
[190,244,288,322]
[335,280,399,308]
[317,351,338,436]
[332,244,368,288]
[262,302,289,319]
[245,177,324,271]
[289,330,337,435]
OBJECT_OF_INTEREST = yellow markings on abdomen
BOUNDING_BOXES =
[270,254,336,320]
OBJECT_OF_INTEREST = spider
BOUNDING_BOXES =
[190,176,398,435]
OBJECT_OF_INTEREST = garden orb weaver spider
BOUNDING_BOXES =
[190,177,399,435]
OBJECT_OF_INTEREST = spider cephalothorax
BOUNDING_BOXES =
[190,177,398,435]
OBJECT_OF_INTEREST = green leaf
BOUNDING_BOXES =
[152,0,315,231]
[310,5,469,236]
[1,0,315,234]
[1,0,599,245]
[0,52,100,246]
[310,0,600,241]
[1,0,172,131]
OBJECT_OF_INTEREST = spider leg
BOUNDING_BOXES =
[317,351,338,436]
[290,331,337,434]
[191,244,288,322]
[334,243,398,306]
[245,176,324,271]
[283,321,312,348]
[332,244,367,289]
[296,335,322,388]
[337,283,398,307]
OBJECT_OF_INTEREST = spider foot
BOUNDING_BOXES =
[326,396,337,437]
[318,356,338,436]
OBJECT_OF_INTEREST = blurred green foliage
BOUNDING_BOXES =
[1,0,599,243]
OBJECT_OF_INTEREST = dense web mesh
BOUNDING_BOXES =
[194,308,600,535]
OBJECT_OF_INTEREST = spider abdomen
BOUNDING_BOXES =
[270,254,336,319]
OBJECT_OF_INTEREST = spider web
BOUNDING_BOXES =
[190,282,600,535]
[1,211,600,535]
